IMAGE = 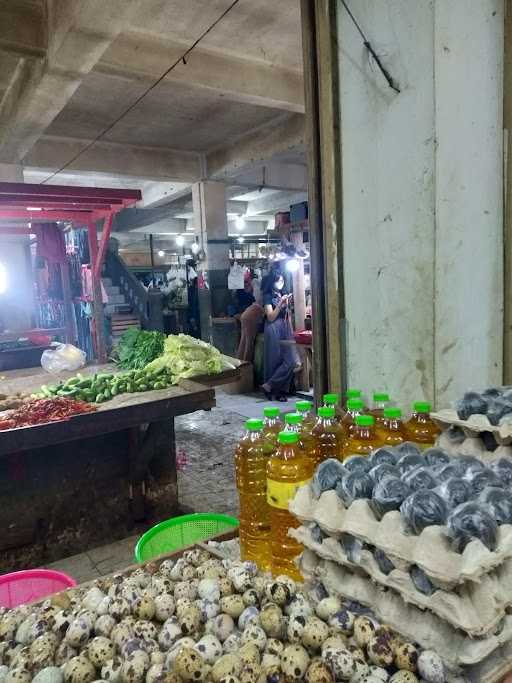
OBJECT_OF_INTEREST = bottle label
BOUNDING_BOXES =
[267,479,310,509]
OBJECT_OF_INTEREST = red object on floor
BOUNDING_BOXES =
[294,330,312,345]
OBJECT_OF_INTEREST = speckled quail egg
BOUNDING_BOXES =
[130,596,155,620]
[264,583,290,607]
[5,669,32,683]
[119,651,149,683]
[49,611,70,638]
[175,582,197,601]
[238,607,259,631]
[169,559,189,581]
[193,549,212,567]
[265,639,284,657]
[261,653,280,670]
[238,643,261,667]
[241,625,267,651]
[350,660,370,681]
[242,590,259,607]
[176,599,194,619]
[212,614,236,642]
[165,638,198,669]
[388,673,418,683]
[29,619,51,644]
[151,576,173,595]
[55,643,77,667]
[417,651,445,683]
[287,615,306,644]
[30,632,59,669]
[305,660,334,683]
[220,595,245,619]
[211,654,243,683]
[353,617,376,648]
[159,559,176,576]
[10,648,31,672]
[322,647,355,681]
[346,645,366,665]
[133,620,157,641]
[195,635,223,665]
[328,610,355,636]
[315,597,341,622]
[101,657,123,683]
[239,663,262,683]
[198,599,220,622]
[218,677,240,683]
[367,666,390,681]
[0,615,18,641]
[32,666,64,683]
[285,594,313,620]
[280,644,310,680]
[110,622,134,651]
[3,642,23,668]
[218,578,234,597]
[228,569,252,594]
[222,633,242,654]
[259,605,283,639]
[108,598,131,621]
[394,643,419,673]
[198,579,221,603]
[367,634,394,668]
[86,637,115,669]
[63,655,96,683]
[65,618,91,649]
[131,568,151,588]
[0,665,8,683]
[181,565,197,582]
[321,636,347,654]
[82,588,105,613]
[179,605,202,636]
[96,597,112,616]
[302,617,330,651]
[94,615,115,638]
[145,663,167,683]
[150,651,165,667]
[120,638,147,658]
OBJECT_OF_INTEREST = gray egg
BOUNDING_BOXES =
[223,632,242,654]
[417,652,445,683]
[241,625,267,651]
[315,597,341,621]
[195,634,223,665]
[238,607,259,631]
[198,579,221,603]
[153,594,175,623]
[32,666,64,683]
[213,614,235,642]
[101,656,123,683]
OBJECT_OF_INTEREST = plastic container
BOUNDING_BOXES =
[0,569,76,608]
[377,407,406,447]
[345,389,365,408]
[343,414,381,458]
[323,393,344,421]
[311,406,344,468]
[341,398,365,437]
[135,513,239,562]
[262,406,284,457]
[369,392,392,425]
[284,412,303,432]
[295,400,315,427]
[235,419,271,570]
[267,431,312,580]
[406,401,440,449]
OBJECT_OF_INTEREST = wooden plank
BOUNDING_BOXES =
[87,221,108,363]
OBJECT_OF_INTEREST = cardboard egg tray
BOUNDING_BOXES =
[291,524,512,637]
[431,408,512,445]
[299,549,512,670]
[290,486,512,585]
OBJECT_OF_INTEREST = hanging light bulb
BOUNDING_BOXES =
[286,258,300,273]
[157,250,165,257]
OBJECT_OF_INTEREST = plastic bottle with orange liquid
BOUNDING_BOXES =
[267,431,312,580]
[341,397,365,438]
[405,401,440,449]
[310,406,344,467]
[377,407,406,447]
[234,418,271,570]
[322,393,345,421]
[369,392,392,426]
[295,401,316,454]
[343,414,382,458]
[262,406,284,457]
[345,389,365,408]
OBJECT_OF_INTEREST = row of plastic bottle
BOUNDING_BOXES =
[234,391,441,580]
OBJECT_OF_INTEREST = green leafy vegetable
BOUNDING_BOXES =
[145,333,223,381]
[114,329,165,370]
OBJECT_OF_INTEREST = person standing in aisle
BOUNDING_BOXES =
[261,270,300,401]
[236,273,264,362]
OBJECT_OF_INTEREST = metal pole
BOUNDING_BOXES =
[149,234,156,287]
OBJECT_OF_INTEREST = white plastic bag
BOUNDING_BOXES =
[41,343,86,373]
[227,261,244,290]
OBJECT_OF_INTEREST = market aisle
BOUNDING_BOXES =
[46,390,290,581]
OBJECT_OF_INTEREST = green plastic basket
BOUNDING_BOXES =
[135,513,239,562]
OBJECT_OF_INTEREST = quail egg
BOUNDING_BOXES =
[0,615,18,640]
[281,644,310,680]
[417,651,445,683]
[242,590,259,607]
[198,579,221,603]
[110,622,134,651]
[145,663,167,683]
[265,639,284,657]
[131,596,155,621]
[166,639,197,667]
[261,653,280,669]
[179,605,201,636]
[350,660,370,681]
[218,578,234,597]
[315,597,341,621]
[302,617,330,651]
[239,662,262,683]
[238,607,259,631]
[63,655,96,683]
[176,599,194,619]
[5,669,32,683]
[389,674,418,683]
[241,625,267,651]
[353,617,376,648]
[264,583,290,607]
[175,582,197,601]
[223,633,242,654]
[259,605,283,639]
[287,616,306,643]
[367,634,394,668]
[367,667,389,682]
[181,565,197,582]
[65,619,91,649]
[211,654,243,683]
[220,595,245,619]
[55,643,77,667]
[109,598,131,622]
[328,610,354,636]
[120,651,150,683]
[305,660,334,683]
[133,620,157,641]
[86,637,115,669]
[394,643,419,673]
[218,678,240,683]
[198,598,220,623]
[322,647,355,680]
[195,635,223,665]
[157,617,182,650]
[213,614,236,642]
[238,643,261,667]
[321,637,346,654]
[32,667,64,683]
[154,594,175,623]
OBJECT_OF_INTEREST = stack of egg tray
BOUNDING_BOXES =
[290,484,512,683]
[433,409,512,459]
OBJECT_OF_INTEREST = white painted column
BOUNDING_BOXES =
[336,0,503,408]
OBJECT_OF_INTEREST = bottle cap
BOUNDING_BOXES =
[296,400,313,413]
[285,412,303,425]
[346,398,364,411]
[264,407,280,418]
[383,407,401,419]
[318,406,335,418]
[323,393,339,405]
[413,401,431,414]
[346,389,362,399]
[355,414,374,427]
[246,418,264,431]
[373,392,390,402]
[278,431,299,445]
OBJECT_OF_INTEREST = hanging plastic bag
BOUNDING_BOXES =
[227,261,245,290]
[41,343,86,373]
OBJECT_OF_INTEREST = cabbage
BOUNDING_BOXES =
[145,334,224,381]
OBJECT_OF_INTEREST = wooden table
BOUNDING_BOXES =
[0,363,239,570]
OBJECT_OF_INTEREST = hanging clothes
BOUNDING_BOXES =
[36,223,66,264]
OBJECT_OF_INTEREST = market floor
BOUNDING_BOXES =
[46,390,292,582]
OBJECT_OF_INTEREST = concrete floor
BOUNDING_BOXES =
[46,390,293,582]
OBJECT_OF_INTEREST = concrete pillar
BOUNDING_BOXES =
[337,0,503,408]
[191,181,231,343]
[0,164,23,181]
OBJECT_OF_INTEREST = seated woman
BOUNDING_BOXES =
[261,271,300,401]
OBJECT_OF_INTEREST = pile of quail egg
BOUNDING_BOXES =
[0,549,446,683]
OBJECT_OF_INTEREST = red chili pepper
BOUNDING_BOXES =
[0,397,96,431]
